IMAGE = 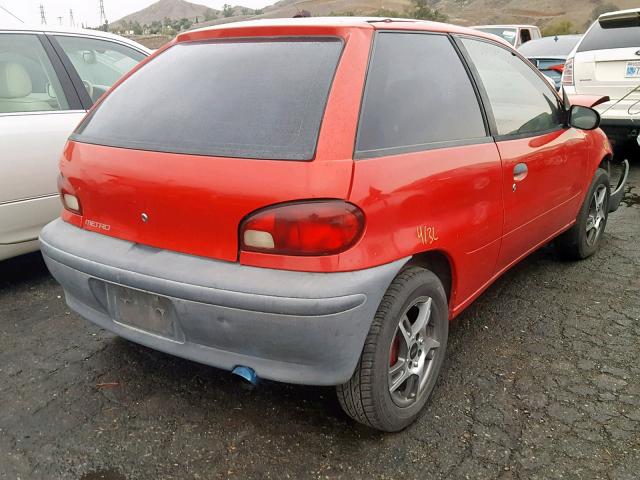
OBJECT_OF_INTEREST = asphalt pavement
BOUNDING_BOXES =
[1,165,639,480]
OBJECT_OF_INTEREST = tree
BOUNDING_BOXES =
[204,8,217,21]
[223,4,234,17]
[371,8,401,18]
[254,8,263,15]
[406,0,448,22]
[177,17,192,30]
[148,20,162,34]
[542,20,576,36]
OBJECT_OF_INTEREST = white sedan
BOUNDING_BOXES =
[0,25,150,261]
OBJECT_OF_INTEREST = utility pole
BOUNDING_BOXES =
[57,16,63,26]
[69,9,75,28]
[39,4,46,25]
[99,0,107,28]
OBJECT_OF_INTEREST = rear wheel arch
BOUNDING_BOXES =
[404,250,454,308]
[598,155,611,177]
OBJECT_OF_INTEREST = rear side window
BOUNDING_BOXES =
[72,38,343,160]
[356,33,486,158]
[578,22,639,52]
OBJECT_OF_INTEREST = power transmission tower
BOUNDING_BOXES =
[99,0,107,27]
[70,9,75,27]
[39,4,46,25]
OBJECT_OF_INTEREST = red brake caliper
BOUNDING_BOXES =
[390,332,400,367]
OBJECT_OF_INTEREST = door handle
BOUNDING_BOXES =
[513,163,528,182]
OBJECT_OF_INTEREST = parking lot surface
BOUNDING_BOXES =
[1,166,639,480]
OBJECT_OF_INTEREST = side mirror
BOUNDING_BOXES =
[568,105,600,130]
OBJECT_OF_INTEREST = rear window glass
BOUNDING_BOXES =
[72,38,343,160]
[578,22,639,52]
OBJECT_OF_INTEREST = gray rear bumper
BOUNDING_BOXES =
[40,219,407,385]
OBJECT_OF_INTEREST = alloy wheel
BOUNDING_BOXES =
[586,184,607,246]
[388,296,442,408]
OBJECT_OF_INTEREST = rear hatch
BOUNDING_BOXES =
[63,36,353,262]
[574,13,640,100]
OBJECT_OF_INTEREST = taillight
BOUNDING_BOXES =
[547,64,565,73]
[57,174,82,214]
[561,57,574,86]
[240,200,364,256]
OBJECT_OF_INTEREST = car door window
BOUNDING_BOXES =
[0,34,69,114]
[520,29,532,45]
[54,35,145,103]
[461,37,562,137]
[356,32,487,158]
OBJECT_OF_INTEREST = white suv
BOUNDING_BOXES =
[562,8,640,155]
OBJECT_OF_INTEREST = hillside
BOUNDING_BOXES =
[257,0,636,30]
[119,0,638,45]
[113,0,217,26]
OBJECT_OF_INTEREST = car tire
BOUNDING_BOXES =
[336,266,448,432]
[556,167,610,260]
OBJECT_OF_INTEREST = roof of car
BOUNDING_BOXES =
[472,24,539,29]
[599,7,640,18]
[177,17,509,46]
[517,34,582,57]
[0,23,151,52]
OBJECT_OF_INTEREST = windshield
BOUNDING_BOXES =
[72,38,343,161]
[475,27,518,45]
[578,21,639,52]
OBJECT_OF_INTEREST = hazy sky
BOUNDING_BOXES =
[0,0,274,28]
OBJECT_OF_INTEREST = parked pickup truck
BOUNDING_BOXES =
[472,24,541,48]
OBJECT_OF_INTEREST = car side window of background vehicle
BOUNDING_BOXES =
[0,27,149,263]
[0,33,68,114]
[461,37,562,137]
[53,35,146,103]
[356,32,488,158]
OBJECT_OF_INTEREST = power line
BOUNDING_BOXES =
[0,4,24,23]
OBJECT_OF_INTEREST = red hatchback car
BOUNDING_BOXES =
[41,18,618,431]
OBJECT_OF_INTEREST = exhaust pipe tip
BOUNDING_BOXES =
[231,365,258,386]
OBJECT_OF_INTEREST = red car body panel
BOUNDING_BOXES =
[495,128,589,271]
[59,19,612,320]
[348,143,504,312]
[568,94,610,109]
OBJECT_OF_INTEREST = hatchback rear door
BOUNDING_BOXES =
[62,35,357,262]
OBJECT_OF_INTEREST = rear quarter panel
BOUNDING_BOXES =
[347,143,504,314]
